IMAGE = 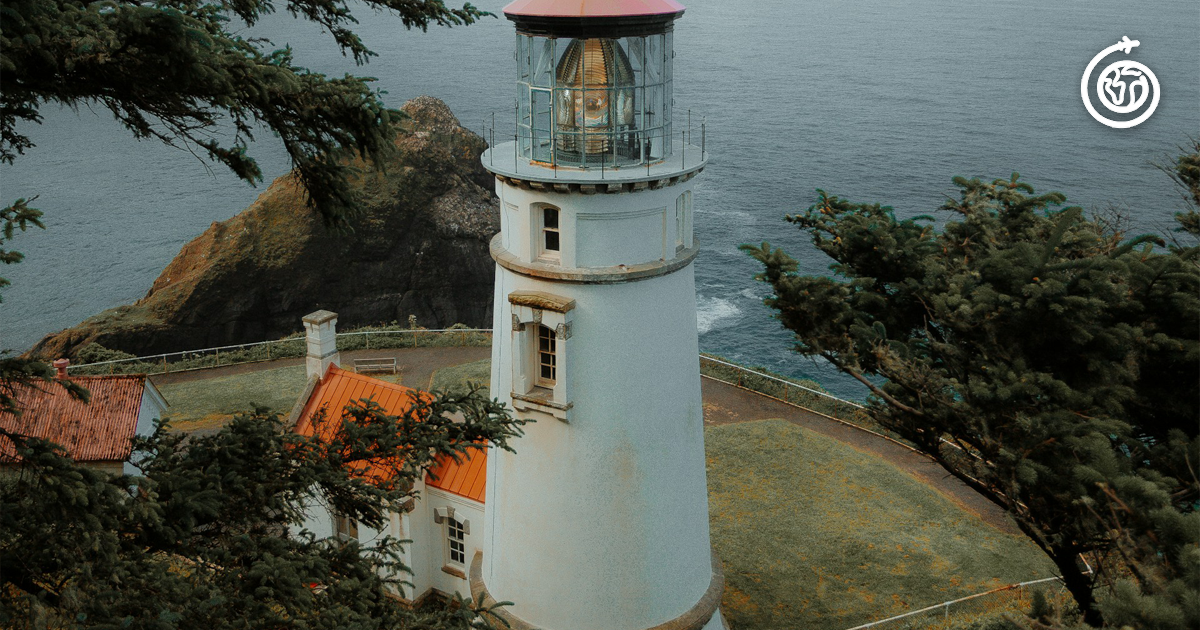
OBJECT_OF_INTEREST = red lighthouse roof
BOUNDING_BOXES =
[503,0,684,18]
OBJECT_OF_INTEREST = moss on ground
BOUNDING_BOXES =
[706,419,1056,630]
[156,365,308,430]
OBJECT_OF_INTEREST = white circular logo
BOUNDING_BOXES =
[1081,36,1160,128]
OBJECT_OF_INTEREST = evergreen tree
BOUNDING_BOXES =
[1,0,485,426]
[1,4,523,626]
[1,394,525,628]
[742,145,1200,627]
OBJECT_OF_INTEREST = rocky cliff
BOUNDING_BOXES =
[32,97,498,360]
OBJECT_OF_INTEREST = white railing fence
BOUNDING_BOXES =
[845,575,1082,630]
[66,328,493,376]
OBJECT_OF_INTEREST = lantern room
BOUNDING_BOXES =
[505,0,684,169]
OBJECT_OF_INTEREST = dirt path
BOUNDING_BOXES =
[701,376,1019,535]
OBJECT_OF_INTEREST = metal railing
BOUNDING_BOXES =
[481,109,707,179]
[844,575,1083,630]
[66,328,493,376]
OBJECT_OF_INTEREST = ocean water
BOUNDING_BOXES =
[2,0,1196,399]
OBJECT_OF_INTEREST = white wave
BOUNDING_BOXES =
[696,296,742,335]
[739,287,766,301]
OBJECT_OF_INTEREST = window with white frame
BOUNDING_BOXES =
[508,291,575,422]
[537,324,557,387]
[334,513,358,541]
[446,516,466,567]
[675,194,685,250]
[539,206,561,263]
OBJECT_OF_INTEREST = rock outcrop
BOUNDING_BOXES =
[31,97,498,359]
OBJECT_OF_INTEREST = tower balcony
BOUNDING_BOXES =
[482,135,707,189]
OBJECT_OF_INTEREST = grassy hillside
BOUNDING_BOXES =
[706,419,1056,630]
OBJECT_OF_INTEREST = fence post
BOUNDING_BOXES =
[162,356,168,374]
[784,386,789,403]
[366,334,371,350]
[461,330,467,345]
[215,348,220,367]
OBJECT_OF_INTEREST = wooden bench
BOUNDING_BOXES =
[353,357,398,374]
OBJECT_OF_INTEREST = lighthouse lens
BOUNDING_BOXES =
[516,32,673,168]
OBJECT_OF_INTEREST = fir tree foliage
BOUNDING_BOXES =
[1,390,526,629]
[1,0,487,226]
[742,146,1200,628]
[0,0,484,426]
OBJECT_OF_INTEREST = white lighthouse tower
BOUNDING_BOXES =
[476,1,724,630]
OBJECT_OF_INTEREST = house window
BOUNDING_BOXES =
[334,513,358,541]
[540,207,560,262]
[446,516,466,567]
[537,324,557,386]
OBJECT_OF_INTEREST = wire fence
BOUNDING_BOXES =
[844,576,1081,630]
[66,328,493,376]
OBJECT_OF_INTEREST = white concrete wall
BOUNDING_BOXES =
[497,182,695,270]
[411,488,485,600]
[485,181,714,630]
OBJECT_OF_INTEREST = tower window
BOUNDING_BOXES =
[676,194,685,250]
[538,324,557,386]
[541,207,560,261]
[446,516,466,566]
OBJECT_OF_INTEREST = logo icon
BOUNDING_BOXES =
[1081,36,1160,129]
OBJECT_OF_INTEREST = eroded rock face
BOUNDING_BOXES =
[31,97,499,359]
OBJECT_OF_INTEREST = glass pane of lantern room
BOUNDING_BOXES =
[531,88,553,163]
[517,34,530,81]
[532,37,554,88]
[646,34,663,86]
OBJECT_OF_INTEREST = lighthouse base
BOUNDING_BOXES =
[469,551,728,630]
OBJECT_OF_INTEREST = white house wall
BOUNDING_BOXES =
[414,487,485,600]
[126,384,169,476]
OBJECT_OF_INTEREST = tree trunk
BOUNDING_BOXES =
[1053,547,1104,627]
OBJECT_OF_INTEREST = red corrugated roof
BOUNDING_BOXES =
[293,366,487,502]
[0,376,150,463]
[504,0,685,18]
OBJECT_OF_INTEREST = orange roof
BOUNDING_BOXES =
[426,446,487,503]
[293,366,426,437]
[293,366,487,502]
[0,375,153,463]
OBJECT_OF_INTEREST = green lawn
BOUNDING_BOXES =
[429,358,490,395]
[156,365,309,430]
[706,419,1056,630]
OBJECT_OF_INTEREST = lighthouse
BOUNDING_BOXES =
[476,1,724,630]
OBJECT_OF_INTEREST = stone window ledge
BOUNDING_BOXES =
[511,390,573,422]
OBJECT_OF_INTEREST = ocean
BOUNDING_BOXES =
[2,0,1197,399]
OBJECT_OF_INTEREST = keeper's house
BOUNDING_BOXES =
[0,360,168,475]
[288,322,486,605]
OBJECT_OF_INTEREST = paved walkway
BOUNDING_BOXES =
[152,347,1016,535]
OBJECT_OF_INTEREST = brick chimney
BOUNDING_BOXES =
[303,310,340,380]
[53,358,70,379]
